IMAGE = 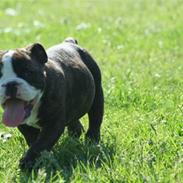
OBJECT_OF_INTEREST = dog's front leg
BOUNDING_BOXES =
[19,120,65,170]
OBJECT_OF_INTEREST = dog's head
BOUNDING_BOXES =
[0,43,47,127]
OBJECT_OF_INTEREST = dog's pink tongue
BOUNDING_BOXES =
[2,99,25,127]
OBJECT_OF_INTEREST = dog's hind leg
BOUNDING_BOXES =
[67,120,84,138]
[86,85,104,143]
[76,47,104,143]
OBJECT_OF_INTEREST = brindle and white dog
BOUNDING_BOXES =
[0,38,104,169]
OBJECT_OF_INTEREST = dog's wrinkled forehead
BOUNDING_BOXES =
[0,48,46,91]
[0,43,47,74]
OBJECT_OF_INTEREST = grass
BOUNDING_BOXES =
[0,0,183,182]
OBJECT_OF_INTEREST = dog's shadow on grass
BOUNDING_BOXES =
[18,136,116,183]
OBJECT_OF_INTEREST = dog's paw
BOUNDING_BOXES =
[19,152,37,170]
[85,130,100,144]
[19,158,34,171]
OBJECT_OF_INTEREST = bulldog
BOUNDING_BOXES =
[0,38,104,169]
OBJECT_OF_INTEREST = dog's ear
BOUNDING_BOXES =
[27,43,47,64]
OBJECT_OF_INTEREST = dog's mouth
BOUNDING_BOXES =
[2,98,34,127]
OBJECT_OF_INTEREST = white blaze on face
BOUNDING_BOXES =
[1,50,17,79]
[0,51,16,103]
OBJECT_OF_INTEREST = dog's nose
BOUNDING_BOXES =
[4,81,18,98]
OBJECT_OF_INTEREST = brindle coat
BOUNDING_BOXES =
[16,38,104,169]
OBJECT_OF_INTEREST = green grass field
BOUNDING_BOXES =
[0,0,183,182]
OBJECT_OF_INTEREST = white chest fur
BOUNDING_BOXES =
[22,94,42,129]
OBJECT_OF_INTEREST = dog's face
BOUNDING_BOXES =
[0,43,47,127]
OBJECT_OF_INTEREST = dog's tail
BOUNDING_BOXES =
[64,37,78,44]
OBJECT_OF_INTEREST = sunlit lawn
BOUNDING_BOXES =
[0,0,183,182]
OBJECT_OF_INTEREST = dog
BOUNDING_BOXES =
[0,38,104,169]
